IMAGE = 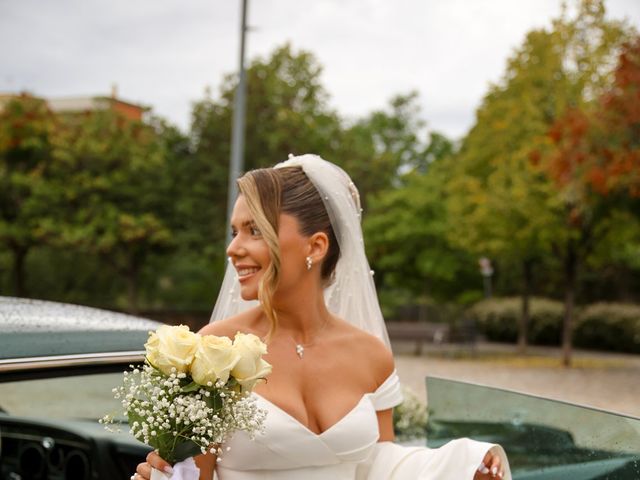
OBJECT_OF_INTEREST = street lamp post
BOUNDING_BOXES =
[226,0,249,246]
[478,257,493,299]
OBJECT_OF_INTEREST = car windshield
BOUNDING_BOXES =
[0,372,125,422]
[426,377,640,477]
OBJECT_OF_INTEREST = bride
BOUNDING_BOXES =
[135,154,510,480]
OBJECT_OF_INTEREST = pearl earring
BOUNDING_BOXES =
[306,256,313,270]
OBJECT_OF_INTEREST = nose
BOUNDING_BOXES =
[226,233,245,259]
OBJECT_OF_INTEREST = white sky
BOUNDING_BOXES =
[1,0,638,140]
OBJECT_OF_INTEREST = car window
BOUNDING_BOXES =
[0,372,124,421]
[426,377,640,477]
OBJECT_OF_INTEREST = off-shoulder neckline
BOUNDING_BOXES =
[253,369,398,436]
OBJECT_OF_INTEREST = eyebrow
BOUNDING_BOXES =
[231,219,257,229]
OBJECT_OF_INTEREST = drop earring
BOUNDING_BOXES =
[305,256,313,270]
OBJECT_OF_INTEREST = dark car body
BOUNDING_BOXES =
[2,297,640,480]
[0,296,161,480]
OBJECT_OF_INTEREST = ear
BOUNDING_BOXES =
[306,231,329,264]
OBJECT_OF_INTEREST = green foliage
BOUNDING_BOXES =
[0,95,56,295]
[366,167,479,301]
[48,110,174,312]
[188,44,344,285]
[470,298,640,353]
[447,1,636,362]
[574,303,640,353]
[3,25,640,341]
[192,43,341,173]
[337,92,432,206]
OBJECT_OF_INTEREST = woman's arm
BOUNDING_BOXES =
[195,451,217,480]
[376,408,395,442]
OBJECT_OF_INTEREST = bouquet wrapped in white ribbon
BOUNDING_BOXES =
[102,325,271,480]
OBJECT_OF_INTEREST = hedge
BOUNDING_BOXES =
[468,297,563,345]
[467,298,640,353]
[573,303,640,354]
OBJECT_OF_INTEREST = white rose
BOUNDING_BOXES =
[191,335,240,386]
[231,332,272,391]
[145,325,199,376]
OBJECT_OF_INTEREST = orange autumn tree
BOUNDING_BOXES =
[595,37,640,196]
[548,37,640,197]
[540,36,640,365]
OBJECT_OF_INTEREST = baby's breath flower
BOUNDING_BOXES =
[101,356,267,465]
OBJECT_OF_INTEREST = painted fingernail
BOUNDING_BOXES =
[492,466,498,476]
[164,465,174,475]
[499,470,504,478]
[477,464,489,474]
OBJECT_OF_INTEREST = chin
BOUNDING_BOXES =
[239,287,259,301]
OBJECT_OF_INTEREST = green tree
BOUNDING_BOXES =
[542,35,640,314]
[44,109,174,313]
[0,94,56,296]
[447,26,569,352]
[365,146,475,305]
[540,1,634,365]
[336,92,437,209]
[188,44,343,281]
[448,0,633,362]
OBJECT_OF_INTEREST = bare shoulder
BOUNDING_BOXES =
[332,318,395,386]
[198,307,264,339]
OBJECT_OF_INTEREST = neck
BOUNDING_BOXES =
[270,280,331,343]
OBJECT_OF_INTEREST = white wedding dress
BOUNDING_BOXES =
[216,370,511,480]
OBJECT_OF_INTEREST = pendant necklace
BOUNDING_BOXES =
[291,317,330,359]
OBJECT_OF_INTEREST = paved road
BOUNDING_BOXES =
[393,342,640,418]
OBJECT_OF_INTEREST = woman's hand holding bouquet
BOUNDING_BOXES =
[102,325,271,480]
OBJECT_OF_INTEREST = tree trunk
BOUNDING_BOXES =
[518,259,533,353]
[12,246,28,297]
[562,240,577,367]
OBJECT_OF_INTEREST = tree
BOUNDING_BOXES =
[43,109,174,313]
[188,44,343,279]
[448,0,633,362]
[536,3,634,365]
[336,92,436,209]
[540,36,640,360]
[0,94,56,296]
[365,142,476,306]
[447,26,569,352]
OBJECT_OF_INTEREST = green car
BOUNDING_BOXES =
[425,377,640,479]
[0,296,160,480]
[1,296,639,479]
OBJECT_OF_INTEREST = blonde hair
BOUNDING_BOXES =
[236,166,339,340]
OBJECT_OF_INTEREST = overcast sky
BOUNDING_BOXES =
[1,0,639,140]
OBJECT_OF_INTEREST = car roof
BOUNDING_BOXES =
[0,296,161,360]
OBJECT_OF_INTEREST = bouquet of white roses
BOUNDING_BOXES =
[102,325,271,479]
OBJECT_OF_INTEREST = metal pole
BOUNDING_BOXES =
[226,0,249,246]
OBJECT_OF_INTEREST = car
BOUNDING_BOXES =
[0,296,161,480]
[425,377,640,479]
[1,296,639,480]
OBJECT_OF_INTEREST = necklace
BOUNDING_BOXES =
[289,317,330,359]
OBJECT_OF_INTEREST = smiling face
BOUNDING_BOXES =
[227,196,272,301]
[231,165,340,338]
[227,195,310,301]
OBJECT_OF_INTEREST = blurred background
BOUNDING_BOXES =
[1,0,639,368]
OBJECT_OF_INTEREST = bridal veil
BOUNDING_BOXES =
[210,154,390,348]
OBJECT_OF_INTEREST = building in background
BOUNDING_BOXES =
[0,85,149,121]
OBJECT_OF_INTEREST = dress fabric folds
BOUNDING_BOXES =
[215,371,511,480]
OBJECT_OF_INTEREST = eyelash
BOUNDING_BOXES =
[230,226,262,238]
